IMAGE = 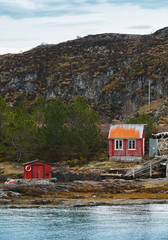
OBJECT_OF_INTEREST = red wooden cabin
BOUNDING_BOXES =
[23,160,52,179]
[108,124,145,161]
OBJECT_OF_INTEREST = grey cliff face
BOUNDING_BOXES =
[0,28,168,120]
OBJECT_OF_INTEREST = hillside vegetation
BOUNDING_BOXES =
[0,96,102,163]
[0,27,167,123]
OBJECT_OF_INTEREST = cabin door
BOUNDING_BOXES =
[32,165,44,179]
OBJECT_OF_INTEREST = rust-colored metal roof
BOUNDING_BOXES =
[108,124,145,139]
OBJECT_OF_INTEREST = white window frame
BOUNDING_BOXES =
[128,139,136,150]
[115,139,123,150]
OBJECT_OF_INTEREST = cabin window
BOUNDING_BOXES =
[128,140,136,150]
[115,139,123,150]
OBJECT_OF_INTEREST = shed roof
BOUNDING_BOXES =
[23,160,52,166]
[108,124,145,139]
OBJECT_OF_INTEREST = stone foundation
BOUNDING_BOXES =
[109,156,142,161]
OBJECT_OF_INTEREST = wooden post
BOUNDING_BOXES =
[149,161,152,178]
[166,161,168,178]
[148,79,151,112]
[132,168,135,179]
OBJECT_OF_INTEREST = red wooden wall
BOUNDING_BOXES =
[109,131,145,157]
[24,161,52,179]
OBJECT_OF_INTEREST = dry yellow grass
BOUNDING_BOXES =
[0,161,24,175]
[141,178,168,188]
[71,160,139,172]
[138,99,161,114]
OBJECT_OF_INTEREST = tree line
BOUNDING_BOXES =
[0,96,101,163]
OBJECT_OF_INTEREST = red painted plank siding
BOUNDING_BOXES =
[127,139,142,156]
[109,139,113,156]
[24,161,52,179]
[32,165,44,179]
[109,133,145,157]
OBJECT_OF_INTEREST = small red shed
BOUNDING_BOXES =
[23,160,52,179]
[108,124,145,161]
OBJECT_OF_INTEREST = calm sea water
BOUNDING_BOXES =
[0,204,168,240]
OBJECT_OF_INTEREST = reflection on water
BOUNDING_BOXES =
[0,204,168,240]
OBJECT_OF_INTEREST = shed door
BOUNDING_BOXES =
[32,165,44,179]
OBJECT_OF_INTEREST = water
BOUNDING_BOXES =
[0,204,168,240]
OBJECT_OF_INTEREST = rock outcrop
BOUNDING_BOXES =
[0,27,168,121]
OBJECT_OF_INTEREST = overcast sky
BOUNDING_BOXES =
[0,0,168,55]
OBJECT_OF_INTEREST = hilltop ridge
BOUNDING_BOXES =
[0,27,168,122]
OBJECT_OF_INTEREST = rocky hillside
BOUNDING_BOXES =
[0,27,168,122]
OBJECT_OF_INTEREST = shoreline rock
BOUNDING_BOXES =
[0,178,168,207]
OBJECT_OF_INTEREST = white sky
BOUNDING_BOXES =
[0,0,168,55]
